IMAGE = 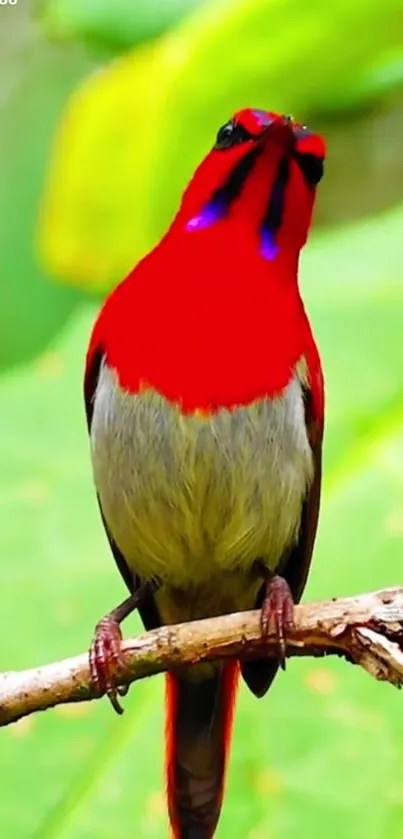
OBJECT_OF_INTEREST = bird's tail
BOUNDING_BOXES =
[165,662,239,839]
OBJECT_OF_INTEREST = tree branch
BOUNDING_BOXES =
[1,587,403,727]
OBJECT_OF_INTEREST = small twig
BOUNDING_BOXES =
[1,587,403,727]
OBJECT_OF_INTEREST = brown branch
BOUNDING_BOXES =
[1,587,403,727]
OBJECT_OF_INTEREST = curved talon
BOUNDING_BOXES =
[89,616,127,714]
[260,575,295,669]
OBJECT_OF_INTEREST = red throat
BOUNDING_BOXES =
[87,242,310,413]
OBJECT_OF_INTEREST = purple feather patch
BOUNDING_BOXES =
[251,110,274,128]
[186,199,226,232]
[261,229,280,261]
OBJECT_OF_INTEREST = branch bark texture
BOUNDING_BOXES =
[1,587,403,727]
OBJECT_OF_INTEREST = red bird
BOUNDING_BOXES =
[84,109,326,839]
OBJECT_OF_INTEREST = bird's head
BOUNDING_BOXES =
[174,108,326,260]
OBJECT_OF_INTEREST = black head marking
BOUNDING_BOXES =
[214,119,259,151]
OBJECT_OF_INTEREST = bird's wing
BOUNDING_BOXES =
[241,383,323,697]
[84,347,161,631]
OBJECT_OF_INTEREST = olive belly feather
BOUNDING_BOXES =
[90,362,313,613]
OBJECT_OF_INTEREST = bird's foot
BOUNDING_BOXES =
[89,583,158,714]
[89,615,128,715]
[260,575,295,670]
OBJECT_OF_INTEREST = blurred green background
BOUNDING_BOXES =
[1,0,403,837]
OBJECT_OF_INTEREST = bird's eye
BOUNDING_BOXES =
[214,120,253,151]
[295,152,324,186]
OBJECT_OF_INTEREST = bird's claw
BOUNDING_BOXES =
[260,575,295,669]
[89,616,127,714]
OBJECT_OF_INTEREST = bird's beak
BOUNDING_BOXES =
[261,113,296,153]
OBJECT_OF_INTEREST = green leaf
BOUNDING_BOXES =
[1,208,403,838]
[39,0,207,51]
[327,48,403,111]
[0,1,96,370]
[37,0,403,291]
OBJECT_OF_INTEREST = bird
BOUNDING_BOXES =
[84,108,326,839]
